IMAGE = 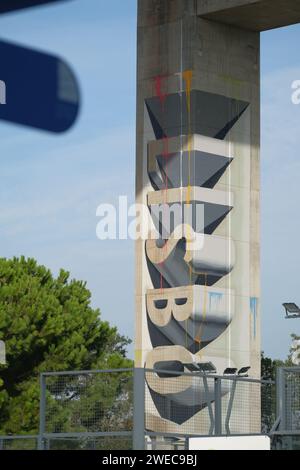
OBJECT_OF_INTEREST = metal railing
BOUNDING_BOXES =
[144,369,275,447]
[39,368,134,450]
[271,367,300,450]
[0,436,39,450]
[0,367,277,450]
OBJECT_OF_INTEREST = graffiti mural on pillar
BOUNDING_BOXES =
[143,71,251,427]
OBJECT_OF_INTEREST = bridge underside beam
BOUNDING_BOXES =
[197,0,300,32]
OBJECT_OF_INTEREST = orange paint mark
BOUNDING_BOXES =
[183,70,193,115]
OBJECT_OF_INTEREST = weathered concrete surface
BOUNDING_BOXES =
[136,0,261,434]
[197,0,300,31]
[138,0,194,27]
[198,0,260,14]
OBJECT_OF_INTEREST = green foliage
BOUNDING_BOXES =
[261,351,292,381]
[0,257,132,435]
[45,370,134,438]
[290,334,300,363]
[260,352,291,434]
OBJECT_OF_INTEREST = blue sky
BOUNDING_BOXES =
[0,0,299,360]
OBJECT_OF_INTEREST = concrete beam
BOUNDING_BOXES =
[197,0,300,32]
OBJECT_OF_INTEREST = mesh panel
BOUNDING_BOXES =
[45,436,132,450]
[285,370,300,431]
[221,379,261,435]
[145,370,276,437]
[261,381,276,434]
[44,370,134,434]
[145,435,187,451]
[0,438,38,450]
[272,434,300,451]
[0,369,279,450]
[145,370,215,435]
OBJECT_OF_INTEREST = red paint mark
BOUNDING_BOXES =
[162,136,169,158]
[154,75,168,108]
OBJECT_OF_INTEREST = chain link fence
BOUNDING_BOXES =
[144,369,275,441]
[271,367,300,450]
[41,369,134,435]
[39,369,134,450]
[272,433,300,451]
[0,435,133,451]
[0,367,279,450]
[284,369,300,431]
[44,435,133,450]
[0,436,38,450]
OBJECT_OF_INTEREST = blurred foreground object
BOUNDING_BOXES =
[0,41,80,133]
[0,0,79,133]
[0,0,71,14]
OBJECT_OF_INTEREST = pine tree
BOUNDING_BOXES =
[0,257,132,435]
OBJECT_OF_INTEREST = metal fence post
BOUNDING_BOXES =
[38,373,46,450]
[225,378,237,435]
[214,377,222,436]
[133,368,145,450]
[276,368,285,432]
